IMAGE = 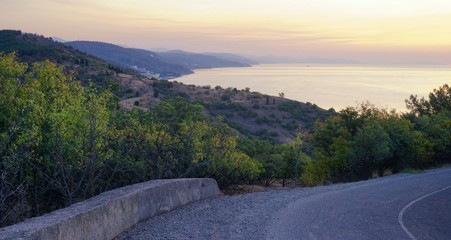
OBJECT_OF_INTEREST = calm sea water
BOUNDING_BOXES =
[173,64,451,111]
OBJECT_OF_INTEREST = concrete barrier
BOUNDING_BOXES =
[0,178,220,240]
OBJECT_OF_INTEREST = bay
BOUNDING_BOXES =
[173,64,451,111]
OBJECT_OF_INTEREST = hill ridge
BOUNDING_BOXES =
[1,29,335,143]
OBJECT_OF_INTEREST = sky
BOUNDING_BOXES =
[1,0,451,64]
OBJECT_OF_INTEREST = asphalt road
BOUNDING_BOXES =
[117,168,451,240]
[266,168,451,240]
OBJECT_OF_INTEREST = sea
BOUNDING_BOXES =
[173,64,451,112]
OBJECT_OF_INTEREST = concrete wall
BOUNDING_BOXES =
[0,178,220,240]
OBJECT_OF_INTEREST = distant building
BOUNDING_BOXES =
[130,65,160,79]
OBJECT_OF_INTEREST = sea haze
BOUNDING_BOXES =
[173,64,451,111]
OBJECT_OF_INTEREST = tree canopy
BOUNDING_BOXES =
[0,53,261,226]
[1,53,449,228]
[406,84,451,116]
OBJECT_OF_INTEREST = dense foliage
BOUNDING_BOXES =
[302,95,450,185]
[1,53,449,227]
[0,53,262,227]
[405,84,451,116]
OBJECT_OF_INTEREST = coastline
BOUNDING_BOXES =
[170,63,451,112]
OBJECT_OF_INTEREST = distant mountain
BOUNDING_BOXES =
[1,30,333,143]
[203,52,258,65]
[158,50,252,69]
[0,30,70,61]
[65,41,192,78]
[0,30,133,90]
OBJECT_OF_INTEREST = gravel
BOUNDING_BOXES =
[115,179,377,240]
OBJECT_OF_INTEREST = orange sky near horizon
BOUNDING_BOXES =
[1,0,451,64]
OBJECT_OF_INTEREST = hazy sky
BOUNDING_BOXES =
[2,0,451,64]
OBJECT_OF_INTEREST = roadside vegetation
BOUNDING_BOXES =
[302,86,450,185]
[0,53,262,226]
[1,53,450,227]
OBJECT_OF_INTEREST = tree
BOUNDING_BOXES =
[1,53,267,227]
[22,60,113,206]
[0,53,29,226]
[351,119,391,179]
[407,131,434,169]
[199,118,263,186]
[406,84,451,165]
[280,134,309,186]
[406,84,451,116]
[311,103,408,181]
[411,111,451,164]
[238,138,284,186]
[0,54,116,224]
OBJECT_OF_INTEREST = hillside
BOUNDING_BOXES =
[0,30,116,89]
[157,50,252,69]
[65,41,193,78]
[2,34,449,231]
[66,42,255,77]
[120,79,335,143]
[2,30,334,143]
[0,30,147,95]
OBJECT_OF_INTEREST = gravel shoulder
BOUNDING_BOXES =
[116,168,450,240]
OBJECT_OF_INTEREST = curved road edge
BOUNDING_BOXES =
[265,168,451,240]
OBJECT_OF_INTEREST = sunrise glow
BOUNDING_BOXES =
[2,0,451,64]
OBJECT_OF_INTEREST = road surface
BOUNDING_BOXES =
[266,168,451,240]
[117,168,451,240]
